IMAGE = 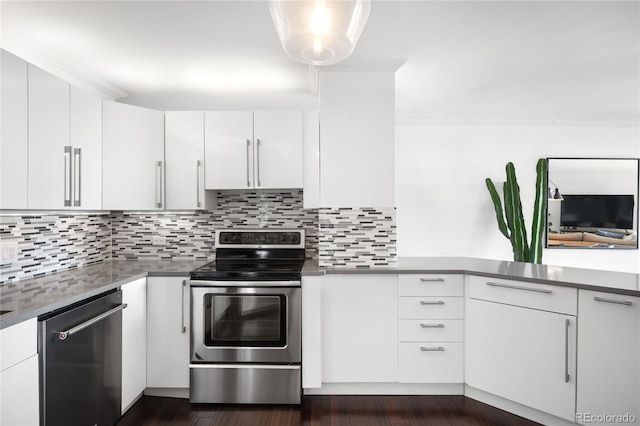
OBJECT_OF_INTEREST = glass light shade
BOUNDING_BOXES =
[269,0,371,66]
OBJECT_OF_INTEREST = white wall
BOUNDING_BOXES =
[396,124,640,273]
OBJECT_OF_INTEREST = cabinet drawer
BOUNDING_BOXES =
[0,318,37,372]
[399,319,463,342]
[468,275,577,315]
[398,297,463,319]
[399,342,463,383]
[398,274,463,297]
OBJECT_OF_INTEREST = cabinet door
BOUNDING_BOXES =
[70,86,102,210]
[122,278,147,414]
[204,111,253,190]
[466,298,576,421]
[146,277,190,389]
[302,274,323,388]
[28,64,70,209]
[103,101,165,210]
[576,291,639,425]
[0,49,28,209]
[253,110,303,189]
[0,354,39,426]
[165,111,205,209]
[322,274,398,383]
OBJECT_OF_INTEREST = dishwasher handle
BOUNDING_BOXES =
[58,304,127,340]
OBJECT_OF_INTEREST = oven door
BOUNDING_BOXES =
[191,284,301,364]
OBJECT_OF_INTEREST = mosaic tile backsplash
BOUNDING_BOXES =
[319,207,397,268]
[0,190,318,284]
[111,190,319,260]
[0,214,111,283]
[0,190,399,283]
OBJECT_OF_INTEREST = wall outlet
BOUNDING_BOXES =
[0,240,19,264]
[152,236,166,246]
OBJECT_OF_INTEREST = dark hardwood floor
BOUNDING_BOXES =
[117,395,542,426]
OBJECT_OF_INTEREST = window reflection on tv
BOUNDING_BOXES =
[560,195,635,230]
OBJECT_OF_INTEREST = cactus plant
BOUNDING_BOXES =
[485,158,548,263]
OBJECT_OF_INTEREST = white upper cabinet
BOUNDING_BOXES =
[165,111,213,210]
[204,110,303,190]
[14,60,102,210]
[27,64,70,209]
[0,50,28,210]
[70,86,102,210]
[253,110,303,189]
[103,101,165,210]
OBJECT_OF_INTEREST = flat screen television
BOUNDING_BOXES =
[560,194,635,230]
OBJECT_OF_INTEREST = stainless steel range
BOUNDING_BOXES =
[189,229,304,404]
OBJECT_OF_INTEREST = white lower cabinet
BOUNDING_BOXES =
[0,318,39,426]
[576,290,639,425]
[322,274,398,383]
[146,277,190,392]
[301,274,323,389]
[122,278,147,414]
[398,274,464,384]
[466,276,577,422]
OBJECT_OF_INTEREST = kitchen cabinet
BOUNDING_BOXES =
[69,86,103,210]
[322,274,398,383]
[204,110,303,190]
[301,274,323,388]
[398,274,464,384]
[302,110,320,209]
[465,276,577,422]
[576,290,639,425]
[27,65,102,210]
[0,49,28,210]
[122,278,147,414]
[165,111,214,210]
[0,318,39,426]
[103,101,165,210]
[27,64,70,209]
[146,277,190,392]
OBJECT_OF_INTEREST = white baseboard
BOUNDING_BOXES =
[465,385,579,426]
[304,383,464,395]
[144,387,190,399]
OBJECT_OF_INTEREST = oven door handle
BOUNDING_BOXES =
[190,364,300,370]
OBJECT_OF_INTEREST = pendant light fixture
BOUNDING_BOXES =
[269,0,371,66]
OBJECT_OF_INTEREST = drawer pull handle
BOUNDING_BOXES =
[420,278,445,283]
[486,281,552,294]
[420,323,445,328]
[420,346,445,352]
[594,296,633,306]
[420,300,445,305]
[564,319,570,383]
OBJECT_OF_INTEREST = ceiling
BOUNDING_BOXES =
[1,0,638,126]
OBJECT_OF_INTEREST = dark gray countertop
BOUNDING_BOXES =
[2,257,639,330]
[0,259,208,329]
[303,257,640,296]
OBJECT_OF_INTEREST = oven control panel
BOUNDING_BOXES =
[215,229,305,248]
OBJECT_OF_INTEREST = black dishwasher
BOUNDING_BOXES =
[38,289,126,426]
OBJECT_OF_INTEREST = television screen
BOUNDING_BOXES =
[560,195,635,230]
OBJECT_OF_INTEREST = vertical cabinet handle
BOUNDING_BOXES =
[181,280,187,334]
[564,318,570,383]
[156,161,163,208]
[64,146,72,206]
[246,139,251,187]
[256,138,261,187]
[73,148,81,207]
[196,160,202,208]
